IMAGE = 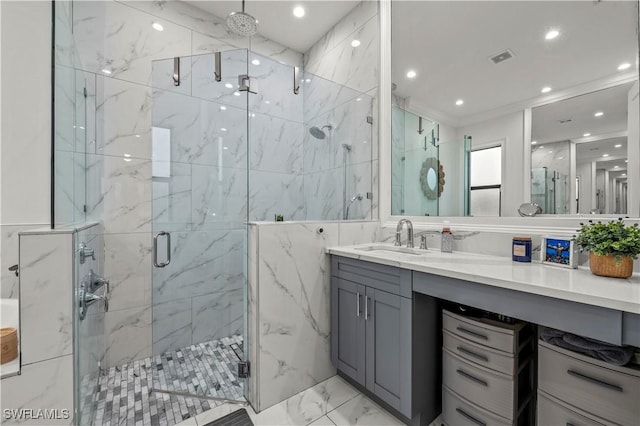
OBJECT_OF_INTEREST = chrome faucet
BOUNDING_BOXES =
[395,219,414,248]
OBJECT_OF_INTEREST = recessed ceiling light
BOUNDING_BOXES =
[293,6,305,18]
[583,133,591,137]
[101,69,112,75]
[225,83,233,89]
[233,91,241,97]
[152,22,164,31]
[252,59,260,66]
[351,40,361,47]
[618,62,631,71]
[531,141,537,145]
[541,86,551,93]
[545,29,560,40]
[602,154,609,157]
[594,111,604,117]
[220,106,227,111]
[406,70,417,79]
[455,99,464,106]
[615,144,622,148]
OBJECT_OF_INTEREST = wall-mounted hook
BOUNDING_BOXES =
[8,264,18,277]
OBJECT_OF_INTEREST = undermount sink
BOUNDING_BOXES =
[355,244,426,256]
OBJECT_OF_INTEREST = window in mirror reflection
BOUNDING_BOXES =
[470,146,502,216]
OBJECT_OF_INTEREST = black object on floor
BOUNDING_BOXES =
[202,408,253,426]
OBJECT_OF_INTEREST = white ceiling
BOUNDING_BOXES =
[392,1,639,125]
[185,0,360,52]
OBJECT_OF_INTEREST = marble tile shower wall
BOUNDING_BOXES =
[303,1,380,221]
[68,0,304,367]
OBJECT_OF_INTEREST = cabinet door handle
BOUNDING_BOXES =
[455,408,486,426]
[566,369,623,392]
[456,369,488,387]
[365,296,370,320]
[456,326,488,340]
[457,346,489,362]
[356,292,361,317]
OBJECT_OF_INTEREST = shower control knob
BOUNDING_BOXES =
[79,242,95,264]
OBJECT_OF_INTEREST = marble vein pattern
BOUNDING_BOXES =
[0,355,74,425]
[177,373,425,426]
[253,223,339,411]
[19,233,73,365]
[304,16,379,94]
[249,171,305,222]
[248,52,303,123]
[103,233,152,311]
[96,76,153,159]
[73,0,192,87]
[105,304,152,367]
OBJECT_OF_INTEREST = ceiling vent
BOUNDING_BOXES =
[489,50,515,64]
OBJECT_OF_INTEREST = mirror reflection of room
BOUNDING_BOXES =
[391,1,639,217]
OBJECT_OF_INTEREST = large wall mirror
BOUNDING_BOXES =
[391,1,639,217]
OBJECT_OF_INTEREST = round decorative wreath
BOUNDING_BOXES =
[419,157,445,200]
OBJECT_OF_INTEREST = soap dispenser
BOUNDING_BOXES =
[441,227,453,253]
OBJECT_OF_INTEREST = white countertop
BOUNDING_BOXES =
[327,244,640,314]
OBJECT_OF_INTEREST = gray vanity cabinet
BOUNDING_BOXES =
[331,256,440,426]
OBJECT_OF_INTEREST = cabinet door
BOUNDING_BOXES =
[332,278,366,386]
[366,287,412,417]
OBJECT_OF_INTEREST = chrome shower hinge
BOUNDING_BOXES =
[238,361,250,378]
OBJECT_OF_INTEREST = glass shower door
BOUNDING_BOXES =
[149,49,249,402]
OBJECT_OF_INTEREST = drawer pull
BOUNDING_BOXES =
[566,369,623,392]
[456,368,488,387]
[455,408,486,426]
[456,326,488,340]
[457,346,489,362]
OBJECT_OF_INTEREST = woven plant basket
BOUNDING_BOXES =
[0,327,18,364]
[589,252,634,279]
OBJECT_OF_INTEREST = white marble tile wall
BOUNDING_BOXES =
[1,225,41,299]
[0,355,74,425]
[19,232,73,365]
[304,11,379,95]
[247,221,381,412]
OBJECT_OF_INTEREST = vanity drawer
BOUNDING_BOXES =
[536,391,606,426]
[444,330,515,375]
[443,385,511,426]
[443,348,514,420]
[538,341,640,426]
[331,256,411,297]
[443,310,515,354]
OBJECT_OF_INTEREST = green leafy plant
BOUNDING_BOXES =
[573,218,640,259]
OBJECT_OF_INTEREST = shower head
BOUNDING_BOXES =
[309,124,333,140]
[227,0,257,36]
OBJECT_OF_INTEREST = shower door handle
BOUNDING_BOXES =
[153,231,171,268]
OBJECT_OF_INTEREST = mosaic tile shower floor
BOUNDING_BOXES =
[86,335,245,426]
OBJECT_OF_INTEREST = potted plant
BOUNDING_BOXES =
[573,218,640,278]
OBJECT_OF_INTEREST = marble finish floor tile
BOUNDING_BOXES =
[326,394,404,426]
[86,335,245,425]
